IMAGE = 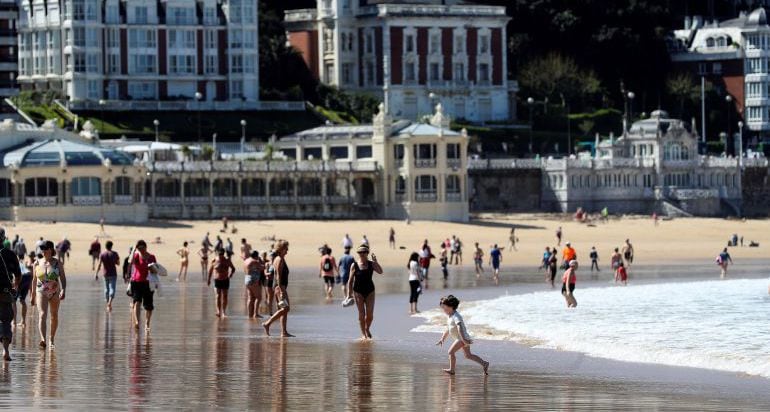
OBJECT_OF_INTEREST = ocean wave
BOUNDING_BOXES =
[412,279,770,378]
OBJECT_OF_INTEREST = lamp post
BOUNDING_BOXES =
[240,119,247,153]
[720,132,728,155]
[212,133,217,161]
[726,95,733,148]
[153,119,160,142]
[98,99,106,134]
[737,120,744,216]
[627,91,635,125]
[195,91,203,141]
[527,97,534,154]
[738,121,744,163]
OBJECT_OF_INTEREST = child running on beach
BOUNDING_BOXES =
[435,295,489,375]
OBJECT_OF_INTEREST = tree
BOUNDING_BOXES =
[201,145,214,161]
[666,73,701,118]
[518,53,602,106]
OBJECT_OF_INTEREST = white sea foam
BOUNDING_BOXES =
[413,279,770,378]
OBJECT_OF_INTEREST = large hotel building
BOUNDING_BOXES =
[285,0,517,123]
[16,0,259,109]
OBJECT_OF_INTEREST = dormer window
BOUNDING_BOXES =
[705,37,715,48]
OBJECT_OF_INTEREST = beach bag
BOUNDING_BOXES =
[155,262,168,277]
[715,255,723,265]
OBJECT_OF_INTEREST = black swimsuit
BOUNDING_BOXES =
[352,261,375,298]
[278,260,289,288]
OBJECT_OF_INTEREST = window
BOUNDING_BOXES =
[747,58,766,74]
[414,175,437,201]
[169,55,195,74]
[230,30,243,49]
[86,54,99,73]
[115,177,132,196]
[128,81,157,99]
[446,175,461,194]
[342,63,353,84]
[72,0,85,20]
[705,37,715,48]
[365,61,375,84]
[107,54,120,73]
[130,54,156,74]
[106,5,119,24]
[205,31,217,49]
[25,178,58,198]
[479,34,490,54]
[243,2,255,23]
[454,63,465,81]
[356,145,372,159]
[454,35,464,54]
[204,7,217,25]
[394,144,405,161]
[73,53,86,72]
[87,80,100,99]
[168,7,196,25]
[85,0,97,20]
[716,37,726,47]
[243,30,257,49]
[324,63,333,83]
[205,55,217,74]
[106,29,120,48]
[230,80,243,99]
[86,28,98,47]
[71,177,101,197]
[430,34,440,54]
[129,30,156,48]
[330,146,349,159]
[244,55,256,73]
[395,176,406,197]
[169,30,196,49]
[405,62,416,82]
[366,32,374,53]
[430,63,440,82]
[479,63,490,82]
[231,55,243,73]
[447,143,461,159]
[132,6,148,24]
[405,34,415,53]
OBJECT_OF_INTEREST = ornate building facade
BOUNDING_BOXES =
[285,0,517,123]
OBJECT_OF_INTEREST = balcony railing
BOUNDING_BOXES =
[394,193,407,202]
[445,192,462,202]
[72,195,102,206]
[415,159,437,168]
[25,196,57,207]
[114,195,133,205]
[185,196,209,205]
[447,158,462,169]
[0,197,9,207]
[415,192,437,202]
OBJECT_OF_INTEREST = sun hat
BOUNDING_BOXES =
[569,260,578,267]
[356,244,369,254]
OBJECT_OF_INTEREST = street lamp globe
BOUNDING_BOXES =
[627,91,635,100]
[153,119,159,127]
[240,119,247,127]
[527,97,534,105]
[98,99,106,105]
[726,95,733,103]
[195,92,202,100]
[429,92,436,100]
[738,121,743,129]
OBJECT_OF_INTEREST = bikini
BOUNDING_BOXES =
[352,261,375,298]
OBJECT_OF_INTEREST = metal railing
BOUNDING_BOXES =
[415,159,437,168]
[415,192,437,202]
[72,196,101,206]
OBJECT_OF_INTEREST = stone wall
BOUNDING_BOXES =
[742,166,770,217]
[469,168,542,212]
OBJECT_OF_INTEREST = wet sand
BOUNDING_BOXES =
[2,261,770,410]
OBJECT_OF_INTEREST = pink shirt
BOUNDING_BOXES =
[562,268,576,285]
[131,252,157,282]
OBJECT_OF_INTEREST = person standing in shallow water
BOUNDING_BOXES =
[407,252,422,314]
[176,241,189,282]
[198,243,210,281]
[0,228,21,361]
[562,260,578,308]
[263,240,293,337]
[243,250,264,319]
[31,240,67,349]
[129,240,156,331]
[346,244,383,340]
[435,295,489,375]
[717,248,733,279]
[95,240,120,312]
[208,248,235,318]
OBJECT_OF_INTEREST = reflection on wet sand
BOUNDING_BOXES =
[0,277,766,410]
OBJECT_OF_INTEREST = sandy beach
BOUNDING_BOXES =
[2,215,769,410]
[2,214,766,276]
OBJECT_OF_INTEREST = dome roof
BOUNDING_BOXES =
[748,8,767,26]
[2,139,133,168]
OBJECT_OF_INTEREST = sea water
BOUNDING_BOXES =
[415,279,770,378]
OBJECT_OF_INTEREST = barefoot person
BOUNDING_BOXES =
[346,244,384,340]
[562,260,578,308]
[208,248,236,318]
[0,228,21,361]
[262,251,275,315]
[95,241,120,312]
[717,248,733,278]
[610,248,622,278]
[129,240,156,331]
[338,246,354,298]
[30,240,66,349]
[319,247,338,300]
[408,252,422,314]
[243,251,264,319]
[89,237,101,271]
[473,243,484,278]
[616,262,628,286]
[389,228,396,249]
[488,244,502,285]
[13,252,34,329]
[435,295,489,375]
[198,244,210,281]
[589,246,600,272]
[547,246,558,288]
[263,240,293,337]
[176,242,190,282]
[622,239,634,267]
[240,238,252,260]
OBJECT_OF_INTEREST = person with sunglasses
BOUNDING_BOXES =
[30,240,66,350]
[129,240,156,331]
[346,244,383,340]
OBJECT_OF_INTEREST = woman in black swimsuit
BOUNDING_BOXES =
[262,240,293,337]
[346,244,383,340]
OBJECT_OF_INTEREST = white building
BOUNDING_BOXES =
[668,7,770,140]
[285,0,517,123]
[17,0,260,110]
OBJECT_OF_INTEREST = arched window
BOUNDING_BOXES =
[705,37,715,48]
[184,178,209,198]
[71,177,102,205]
[297,178,322,197]
[269,178,294,198]
[114,176,132,196]
[716,36,726,47]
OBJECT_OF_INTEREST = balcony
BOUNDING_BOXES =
[394,159,404,168]
[415,192,437,202]
[447,158,462,169]
[415,159,436,168]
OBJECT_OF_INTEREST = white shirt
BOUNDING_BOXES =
[342,237,353,249]
[408,260,420,281]
[361,237,369,246]
[447,311,472,342]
